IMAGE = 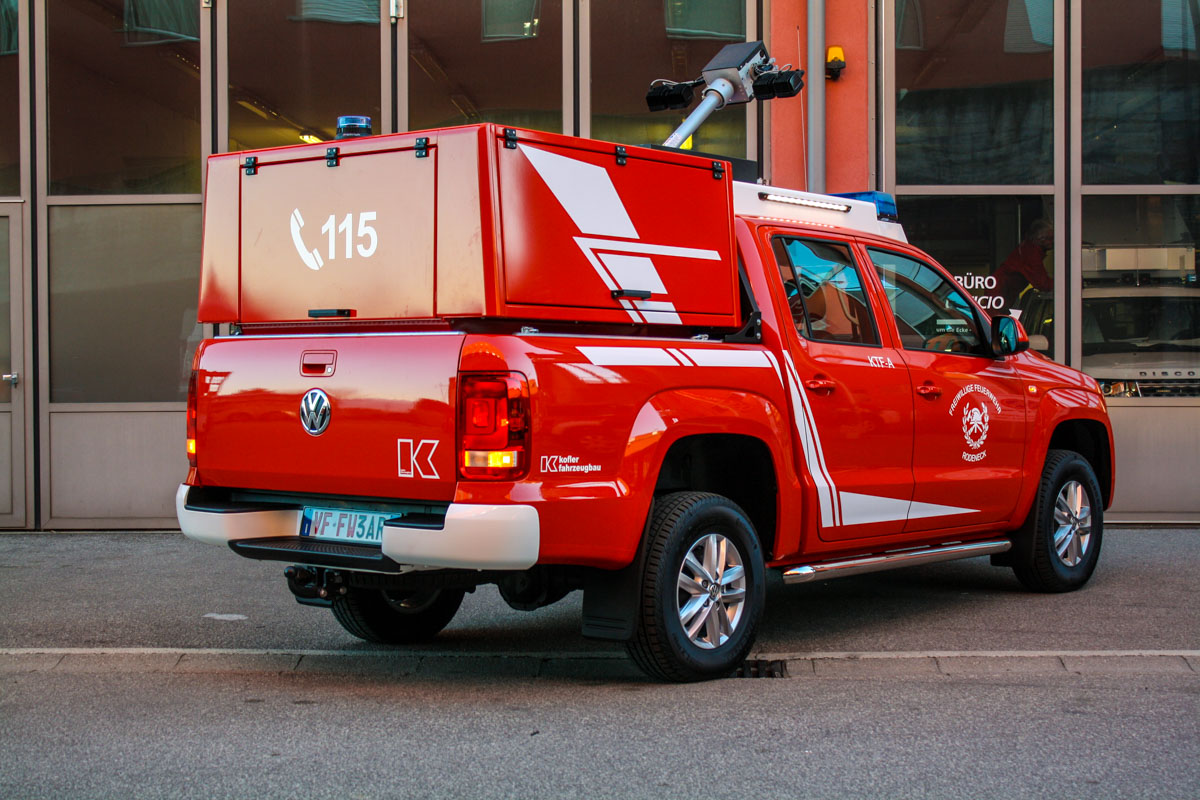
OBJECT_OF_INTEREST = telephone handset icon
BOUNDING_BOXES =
[290,208,324,271]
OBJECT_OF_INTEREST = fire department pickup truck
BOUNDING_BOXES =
[178,123,1113,682]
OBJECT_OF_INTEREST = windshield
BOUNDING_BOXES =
[1083,295,1200,355]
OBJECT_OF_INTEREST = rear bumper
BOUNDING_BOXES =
[175,484,540,570]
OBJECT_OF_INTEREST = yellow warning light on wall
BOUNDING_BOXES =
[826,46,846,80]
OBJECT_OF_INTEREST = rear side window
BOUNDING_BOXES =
[867,248,984,354]
[774,237,879,346]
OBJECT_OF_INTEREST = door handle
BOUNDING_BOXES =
[1,373,17,386]
[916,383,941,399]
[803,377,836,394]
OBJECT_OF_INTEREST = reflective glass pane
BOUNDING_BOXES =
[1081,195,1200,397]
[895,0,1053,185]
[592,0,746,158]
[0,218,10,403]
[868,248,986,354]
[776,238,879,345]
[50,205,202,402]
[48,0,201,194]
[408,0,562,132]
[229,1,381,150]
[898,194,1056,359]
[0,0,17,196]
[1082,1,1200,184]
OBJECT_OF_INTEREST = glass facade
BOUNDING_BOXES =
[409,0,562,132]
[228,0,381,150]
[49,205,202,403]
[0,0,17,196]
[891,1,1200,515]
[0,0,1189,524]
[1079,195,1199,396]
[47,0,201,194]
[897,195,1056,359]
[1082,0,1200,185]
[592,0,746,157]
[895,0,1053,185]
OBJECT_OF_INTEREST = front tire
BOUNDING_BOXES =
[1009,449,1103,592]
[331,586,465,644]
[626,492,766,682]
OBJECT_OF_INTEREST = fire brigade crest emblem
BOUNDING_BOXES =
[961,402,989,450]
[949,383,1001,463]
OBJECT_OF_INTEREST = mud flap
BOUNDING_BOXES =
[580,499,655,641]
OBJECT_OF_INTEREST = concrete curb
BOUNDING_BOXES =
[1,648,1196,679]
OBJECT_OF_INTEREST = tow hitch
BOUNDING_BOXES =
[284,565,347,607]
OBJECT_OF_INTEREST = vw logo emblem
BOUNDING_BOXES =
[300,389,331,436]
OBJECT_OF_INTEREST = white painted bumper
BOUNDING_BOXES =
[175,484,541,570]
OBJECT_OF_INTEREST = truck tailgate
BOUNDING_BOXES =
[193,333,463,501]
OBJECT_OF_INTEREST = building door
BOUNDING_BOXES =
[0,206,27,527]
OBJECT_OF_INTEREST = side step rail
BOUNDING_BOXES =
[781,539,1011,585]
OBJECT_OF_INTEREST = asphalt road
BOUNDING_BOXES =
[1,528,1197,799]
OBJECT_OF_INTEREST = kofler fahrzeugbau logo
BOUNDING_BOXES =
[948,384,1002,463]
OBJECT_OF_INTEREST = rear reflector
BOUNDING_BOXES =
[458,372,530,480]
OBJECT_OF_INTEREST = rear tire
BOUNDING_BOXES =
[331,586,465,644]
[1009,449,1103,592]
[626,492,765,682]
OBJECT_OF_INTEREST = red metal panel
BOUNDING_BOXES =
[239,136,435,323]
[197,154,242,322]
[494,129,739,327]
[436,126,496,318]
[194,334,463,500]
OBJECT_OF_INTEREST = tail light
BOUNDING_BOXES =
[458,372,530,480]
[186,370,198,468]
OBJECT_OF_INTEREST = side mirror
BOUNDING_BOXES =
[991,314,1029,357]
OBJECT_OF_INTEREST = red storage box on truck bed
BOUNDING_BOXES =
[199,124,740,328]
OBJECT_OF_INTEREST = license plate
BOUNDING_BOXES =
[299,507,390,545]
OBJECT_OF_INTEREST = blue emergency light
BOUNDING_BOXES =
[832,191,899,222]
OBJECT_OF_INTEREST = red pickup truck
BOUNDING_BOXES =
[178,124,1114,681]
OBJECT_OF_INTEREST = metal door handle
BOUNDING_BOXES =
[1,373,17,386]
[804,378,836,393]
[916,383,941,399]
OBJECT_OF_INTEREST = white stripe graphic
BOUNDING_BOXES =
[907,498,979,520]
[597,254,666,293]
[835,488,980,525]
[681,349,773,368]
[578,347,678,367]
[633,301,682,325]
[778,350,841,527]
[663,348,689,366]
[517,144,639,238]
[574,237,721,261]
[580,346,775,369]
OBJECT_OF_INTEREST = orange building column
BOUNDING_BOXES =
[769,0,872,193]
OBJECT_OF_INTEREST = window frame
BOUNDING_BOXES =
[863,244,996,358]
[772,233,885,349]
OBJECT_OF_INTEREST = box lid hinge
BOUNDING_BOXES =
[503,128,518,149]
[415,137,428,158]
[615,146,627,166]
[712,160,725,180]
[326,147,340,167]
[243,156,257,176]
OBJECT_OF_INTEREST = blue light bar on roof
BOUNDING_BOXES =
[831,191,899,222]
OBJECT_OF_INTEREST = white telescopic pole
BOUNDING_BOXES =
[662,78,737,149]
